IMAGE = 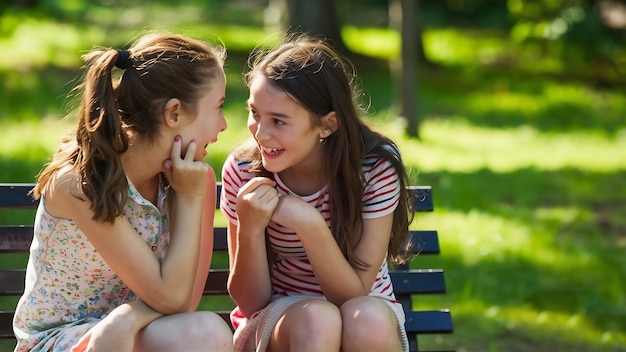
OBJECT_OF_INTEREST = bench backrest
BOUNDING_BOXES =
[0,183,453,352]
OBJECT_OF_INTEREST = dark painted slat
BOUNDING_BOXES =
[405,310,454,334]
[0,268,446,297]
[391,269,446,294]
[0,227,440,256]
[0,184,37,209]
[0,270,23,296]
[0,183,433,212]
[0,312,13,338]
[0,226,33,253]
[0,310,454,340]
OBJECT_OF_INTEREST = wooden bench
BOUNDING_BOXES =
[0,182,453,351]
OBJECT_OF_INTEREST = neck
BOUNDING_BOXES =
[121,143,164,206]
[279,165,326,196]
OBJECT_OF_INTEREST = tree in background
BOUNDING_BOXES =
[390,0,420,138]
[265,0,349,54]
[265,0,424,138]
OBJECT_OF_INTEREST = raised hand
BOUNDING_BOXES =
[162,135,208,197]
[235,177,279,235]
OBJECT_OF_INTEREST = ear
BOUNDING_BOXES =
[163,98,182,128]
[320,111,338,138]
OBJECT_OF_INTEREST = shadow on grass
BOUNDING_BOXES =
[0,66,80,123]
[420,167,626,238]
[418,66,626,136]
[411,167,626,350]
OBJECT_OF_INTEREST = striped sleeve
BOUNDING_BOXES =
[361,155,401,219]
[219,154,253,226]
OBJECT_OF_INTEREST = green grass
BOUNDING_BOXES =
[1,5,625,352]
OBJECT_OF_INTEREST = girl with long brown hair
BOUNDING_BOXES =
[220,33,415,351]
[13,32,233,351]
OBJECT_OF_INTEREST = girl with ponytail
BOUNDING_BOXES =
[13,32,233,351]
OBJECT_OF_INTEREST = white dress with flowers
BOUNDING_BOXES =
[12,179,170,351]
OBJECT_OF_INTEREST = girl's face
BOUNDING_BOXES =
[179,73,228,161]
[247,75,326,174]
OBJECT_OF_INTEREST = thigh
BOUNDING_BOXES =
[136,311,233,352]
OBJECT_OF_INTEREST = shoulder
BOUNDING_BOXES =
[44,166,89,219]
[362,154,399,185]
[221,154,255,185]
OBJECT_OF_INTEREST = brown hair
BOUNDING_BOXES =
[32,32,226,223]
[237,33,414,267]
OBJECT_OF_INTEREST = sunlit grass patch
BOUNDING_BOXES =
[342,26,399,58]
[414,209,626,351]
[439,301,626,351]
[375,118,626,173]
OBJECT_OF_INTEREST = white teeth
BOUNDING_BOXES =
[263,147,283,155]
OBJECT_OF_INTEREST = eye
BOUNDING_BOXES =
[273,118,285,126]
[247,108,259,119]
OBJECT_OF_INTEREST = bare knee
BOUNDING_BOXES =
[184,311,233,349]
[137,311,233,351]
[271,300,342,351]
[341,297,402,352]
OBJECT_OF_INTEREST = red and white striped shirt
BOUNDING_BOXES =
[220,153,402,325]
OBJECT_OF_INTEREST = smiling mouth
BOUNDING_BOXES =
[262,147,284,155]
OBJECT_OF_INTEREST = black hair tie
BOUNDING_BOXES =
[115,49,131,69]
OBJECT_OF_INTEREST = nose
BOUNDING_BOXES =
[219,114,227,132]
[252,120,271,142]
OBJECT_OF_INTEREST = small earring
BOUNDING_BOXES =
[319,137,326,144]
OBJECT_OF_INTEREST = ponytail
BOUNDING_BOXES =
[76,49,130,222]
[33,32,226,224]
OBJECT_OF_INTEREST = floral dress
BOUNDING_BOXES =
[12,178,170,351]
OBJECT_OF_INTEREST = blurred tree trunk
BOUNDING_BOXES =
[266,0,349,54]
[390,0,420,138]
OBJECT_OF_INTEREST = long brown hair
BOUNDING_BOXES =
[237,33,415,267]
[32,32,226,223]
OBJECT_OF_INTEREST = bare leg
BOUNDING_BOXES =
[135,311,233,352]
[340,296,402,352]
[268,299,342,352]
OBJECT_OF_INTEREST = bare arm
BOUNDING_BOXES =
[48,139,208,314]
[188,167,217,310]
[271,195,393,306]
[226,177,277,318]
[71,300,162,352]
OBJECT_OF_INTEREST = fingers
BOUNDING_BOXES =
[238,177,276,197]
[170,135,182,161]
[71,334,89,352]
[163,135,208,197]
[170,135,198,164]
[184,139,197,162]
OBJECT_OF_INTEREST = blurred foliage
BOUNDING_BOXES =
[2,0,624,85]
[1,1,625,351]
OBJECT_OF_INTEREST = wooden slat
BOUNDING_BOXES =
[0,227,440,255]
[0,226,33,253]
[0,309,455,340]
[405,310,454,334]
[0,267,446,297]
[0,270,24,296]
[0,312,14,338]
[0,184,37,209]
[0,183,434,212]
[391,269,446,294]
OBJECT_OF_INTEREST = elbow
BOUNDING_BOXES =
[227,285,270,319]
[143,288,194,314]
